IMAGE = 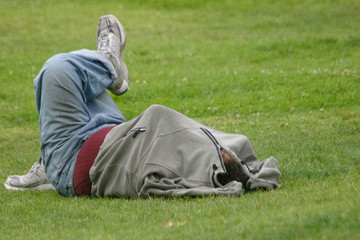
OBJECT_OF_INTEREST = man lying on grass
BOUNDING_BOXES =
[4,15,280,197]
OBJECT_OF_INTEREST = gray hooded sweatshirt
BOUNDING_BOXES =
[90,105,281,198]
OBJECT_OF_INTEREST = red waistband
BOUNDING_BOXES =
[73,126,115,196]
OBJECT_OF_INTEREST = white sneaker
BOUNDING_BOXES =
[97,14,129,95]
[4,161,55,191]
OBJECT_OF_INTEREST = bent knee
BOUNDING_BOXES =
[44,53,74,75]
[41,53,81,88]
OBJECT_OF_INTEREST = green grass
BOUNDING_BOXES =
[0,0,359,239]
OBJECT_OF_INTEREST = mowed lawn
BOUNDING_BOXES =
[0,0,359,239]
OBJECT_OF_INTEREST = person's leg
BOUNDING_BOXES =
[36,50,126,196]
[5,15,128,195]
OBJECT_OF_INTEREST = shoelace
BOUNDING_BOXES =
[98,35,111,52]
[28,162,42,178]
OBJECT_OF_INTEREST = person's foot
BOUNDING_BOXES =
[97,14,129,95]
[4,161,55,191]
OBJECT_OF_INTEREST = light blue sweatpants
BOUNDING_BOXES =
[33,49,126,196]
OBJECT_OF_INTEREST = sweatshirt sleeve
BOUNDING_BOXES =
[139,175,244,197]
[245,156,281,190]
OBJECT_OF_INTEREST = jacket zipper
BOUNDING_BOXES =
[125,127,147,138]
[200,127,227,174]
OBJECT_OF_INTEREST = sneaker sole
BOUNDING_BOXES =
[111,78,129,95]
[4,182,55,191]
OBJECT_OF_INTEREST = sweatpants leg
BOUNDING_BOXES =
[34,50,126,196]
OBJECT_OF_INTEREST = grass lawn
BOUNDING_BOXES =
[0,0,359,239]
